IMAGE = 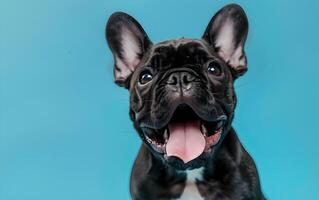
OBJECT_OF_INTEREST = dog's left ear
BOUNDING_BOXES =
[203,4,249,77]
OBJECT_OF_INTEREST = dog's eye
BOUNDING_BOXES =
[207,61,222,76]
[139,71,153,84]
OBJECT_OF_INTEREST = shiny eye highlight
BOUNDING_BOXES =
[139,71,153,84]
[207,61,222,76]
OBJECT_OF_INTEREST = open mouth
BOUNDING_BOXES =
[142,104,226,164]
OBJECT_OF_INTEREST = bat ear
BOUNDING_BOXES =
[203,4,249,78]
[106,12,152,88]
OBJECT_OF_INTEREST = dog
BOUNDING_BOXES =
[105,4,265,200]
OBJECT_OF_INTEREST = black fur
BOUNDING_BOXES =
[106,4,265,200]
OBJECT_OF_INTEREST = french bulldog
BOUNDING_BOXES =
[105,4,265,200]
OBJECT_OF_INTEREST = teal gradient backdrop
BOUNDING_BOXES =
[1,0,319,199]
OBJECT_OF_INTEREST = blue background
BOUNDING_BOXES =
[1,0,319,199]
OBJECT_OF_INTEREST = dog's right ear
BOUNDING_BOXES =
[106,12,152,88]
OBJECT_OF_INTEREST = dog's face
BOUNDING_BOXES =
[106,4,248,170]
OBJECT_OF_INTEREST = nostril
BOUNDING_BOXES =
[182,75,189,84]
[182,73,195,84]
[167,75,178,85]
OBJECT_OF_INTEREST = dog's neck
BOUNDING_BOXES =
[130,127,265,200]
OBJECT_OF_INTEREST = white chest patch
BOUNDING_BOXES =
[174,167,204,200]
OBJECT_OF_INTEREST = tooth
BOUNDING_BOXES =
[145,135,151,143]
[164,129,169,141]
[216,121,223,129]
[201,124,208,135]
[214,132,221,145]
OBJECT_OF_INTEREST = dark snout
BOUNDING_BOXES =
[136,67,226,129]
[164,69,201,97]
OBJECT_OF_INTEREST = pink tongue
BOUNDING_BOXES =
[166,121,206,163]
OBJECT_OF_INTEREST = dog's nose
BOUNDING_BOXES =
[166,71,196,91]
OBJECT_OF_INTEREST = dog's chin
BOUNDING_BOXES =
[141,104,227,170]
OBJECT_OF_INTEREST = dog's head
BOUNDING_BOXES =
[106,4,248,170]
